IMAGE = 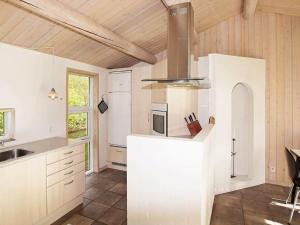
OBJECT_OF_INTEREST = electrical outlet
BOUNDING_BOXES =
[270,166,276,173]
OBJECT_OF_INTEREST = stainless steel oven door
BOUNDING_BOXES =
[152,110,167,136]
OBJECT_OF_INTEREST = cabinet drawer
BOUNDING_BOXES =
[47,171,85,214]
[63,171,85,204]
[47,162,85,187]
[47,152,84,176]
[107,146,127,164]
[47,144,84,165]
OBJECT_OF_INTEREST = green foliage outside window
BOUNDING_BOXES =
[67,74,91,171]
[0,112,4,136]
[67,75,90,139]
[68,75,89,107]
[68,113,88,139]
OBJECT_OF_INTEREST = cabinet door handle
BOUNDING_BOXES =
[64,170,74,176]
[64,160,74,165]
[64,151,73,155]
[64,180,74,186]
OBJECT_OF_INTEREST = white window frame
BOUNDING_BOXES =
[0,108,15,141]
[67,76,94,174]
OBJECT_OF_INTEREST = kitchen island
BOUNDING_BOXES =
[127,125,215,225]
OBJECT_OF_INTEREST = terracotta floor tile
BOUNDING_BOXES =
[212,204,244,224]
[109,183,127,196]
[255,184,287,195]
[241,189,268,203]
[110,174,127,184]
[214,194,242,208]
[210,217,242,225]
[98,208,127,225]
[84,187,106,200]
[91,221,108,225]
[93,179,117,192]
[243,211,272,225]
[219,190,242,199]
[242,199,272,216]
[98,169,120,177]
[113,197,127,210]
[61,170,294,225]
[61,214,94,225]
[94,191,123,207]
[79,202,109,220]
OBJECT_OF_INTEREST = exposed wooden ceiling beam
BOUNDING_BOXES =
[243,0,258,19]
[161,0,169,9]
[4,0,157,64]
[164,0,191,6]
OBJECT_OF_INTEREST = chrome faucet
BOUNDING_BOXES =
[0,138,15,147]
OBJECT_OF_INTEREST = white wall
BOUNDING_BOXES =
[127,125,215,225]
[208,54,266,194]
[0,43,108,168]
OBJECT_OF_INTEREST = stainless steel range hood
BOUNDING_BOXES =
[142,2,210,88]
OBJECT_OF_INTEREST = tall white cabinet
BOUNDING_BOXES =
[107,71,132,169]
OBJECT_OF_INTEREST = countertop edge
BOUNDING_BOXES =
[0,137,86,168]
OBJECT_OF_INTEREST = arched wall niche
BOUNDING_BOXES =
[231,82,254,179]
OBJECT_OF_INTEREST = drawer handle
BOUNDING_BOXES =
[64,170,74,176]
[64,180,74,186]
[64,151,73,155]
[64,160,74,165]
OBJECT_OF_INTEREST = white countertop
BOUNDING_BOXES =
[134,124,215,143]
[0,137,85,167]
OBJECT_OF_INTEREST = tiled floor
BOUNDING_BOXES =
[56,169,299,225]
[211,183,300,225]
[55,168,127,225]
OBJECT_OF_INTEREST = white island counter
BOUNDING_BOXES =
[127,125,215,225]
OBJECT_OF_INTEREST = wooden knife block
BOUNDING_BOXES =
[187,121,202,136]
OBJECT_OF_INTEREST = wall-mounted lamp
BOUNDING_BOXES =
[30,46,59,100]
[48,88,58,100]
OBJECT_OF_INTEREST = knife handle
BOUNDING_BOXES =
[189,115,193,122]
[192,112,197,120]
[184,117,189,124]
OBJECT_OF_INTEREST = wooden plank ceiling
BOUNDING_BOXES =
[0,0,299,68]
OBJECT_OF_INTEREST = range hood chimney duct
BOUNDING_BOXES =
[142,2,210,88]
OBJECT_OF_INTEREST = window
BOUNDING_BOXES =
[67,73,93,173]
[0,112,5,137]
[0,109,15,140]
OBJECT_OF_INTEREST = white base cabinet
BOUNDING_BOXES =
[0,143,85,225]
[0,155,47,225]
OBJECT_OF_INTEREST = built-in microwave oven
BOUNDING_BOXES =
[151,103,168,136]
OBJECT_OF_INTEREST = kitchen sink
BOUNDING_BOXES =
[0,149,34,163]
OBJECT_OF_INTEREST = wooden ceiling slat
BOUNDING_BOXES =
[0,0,299,68]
